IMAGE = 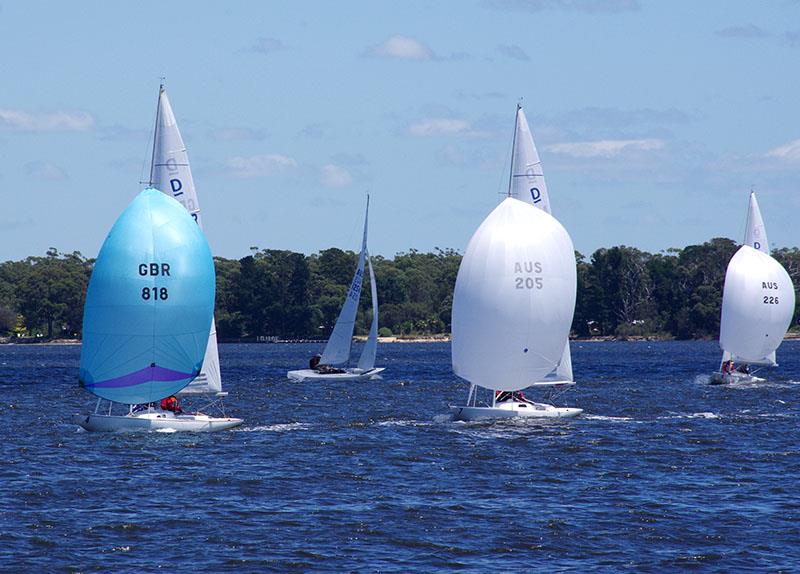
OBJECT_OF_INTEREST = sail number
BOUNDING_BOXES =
[762,281,779,304]
[142,287,169,300]
[139,262,170,301]
[514,261,543,290]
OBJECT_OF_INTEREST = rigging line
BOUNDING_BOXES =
[139,83,162,187]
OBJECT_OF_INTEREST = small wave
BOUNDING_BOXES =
[155,428,177,433]
[659,411,720,420]
[687,412,719,419]
[237,422,312,432]
[376,419,431,427]
[432,414,453,424]
[582,414,636,422]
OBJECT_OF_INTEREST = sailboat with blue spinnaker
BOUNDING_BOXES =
[72,189,242,432]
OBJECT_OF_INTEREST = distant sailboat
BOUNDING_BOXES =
[711,191,795,384]
[72,189,242,432]
[450,104,581,420]
[149,84,225,403]
[287,196,385,382]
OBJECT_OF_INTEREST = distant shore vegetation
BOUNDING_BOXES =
[2,239,799,342]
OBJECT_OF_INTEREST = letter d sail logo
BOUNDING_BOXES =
[170,179,183,196]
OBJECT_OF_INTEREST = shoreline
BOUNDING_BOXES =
[4,332,800,345]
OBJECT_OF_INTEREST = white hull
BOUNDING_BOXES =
[450,401,583,421]
[286,367,385,382]
[709,371,765,385]
[72,410,243,432]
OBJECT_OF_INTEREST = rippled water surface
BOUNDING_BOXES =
[2,341,800,571]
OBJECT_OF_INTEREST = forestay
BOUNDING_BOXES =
[509,105,551,214]
[719,246,794,365]
[150,85,221,395]
[452,197,577,392]
[320,198,370,366]
[79,189,216,404]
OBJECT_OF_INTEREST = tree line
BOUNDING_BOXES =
[1,239,799,341]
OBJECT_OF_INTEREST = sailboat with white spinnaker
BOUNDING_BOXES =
[450,104,581,420]
[711,191,794,385]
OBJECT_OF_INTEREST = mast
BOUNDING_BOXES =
[506,103,521,197]
[147,83,164,186]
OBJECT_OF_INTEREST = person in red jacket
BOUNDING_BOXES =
[160,395,183,415]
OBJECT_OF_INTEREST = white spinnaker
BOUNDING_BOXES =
[452,198,577,392]
[744,192,769,254]
[357,254,378,371]
[150,85,221,395]
[719,246,794,365]
[321,199,369,366]
[509,105,551,214]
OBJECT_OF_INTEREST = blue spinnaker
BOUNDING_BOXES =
[79,188,216,404]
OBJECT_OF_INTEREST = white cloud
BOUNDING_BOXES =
[24,161,68,181]
[408,118,471,136]
[547,138,665,157]
[226,154,297,178]
[321,164,352,188]
[367,35,434,60]
[766,139,800,162]
[0,109,95,131]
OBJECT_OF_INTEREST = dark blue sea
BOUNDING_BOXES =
[2,341,800,572]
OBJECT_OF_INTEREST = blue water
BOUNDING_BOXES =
[2,341,800,571]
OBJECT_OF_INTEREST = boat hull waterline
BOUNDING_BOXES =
[286,368,385,382]
[449,402,583,421]
[72,411,243,432]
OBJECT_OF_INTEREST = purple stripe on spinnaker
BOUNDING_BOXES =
[85,365,194,389]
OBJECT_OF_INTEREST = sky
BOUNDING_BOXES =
[1,0,799,261]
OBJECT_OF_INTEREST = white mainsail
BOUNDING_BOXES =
[510,104,572,382]
[320,197,370,366]
[509,104,551,213]
[356,254,378,371]
[744,191,769,254]
[452,198,577,392]
[719,245,794,365]
[150,85,221,395]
